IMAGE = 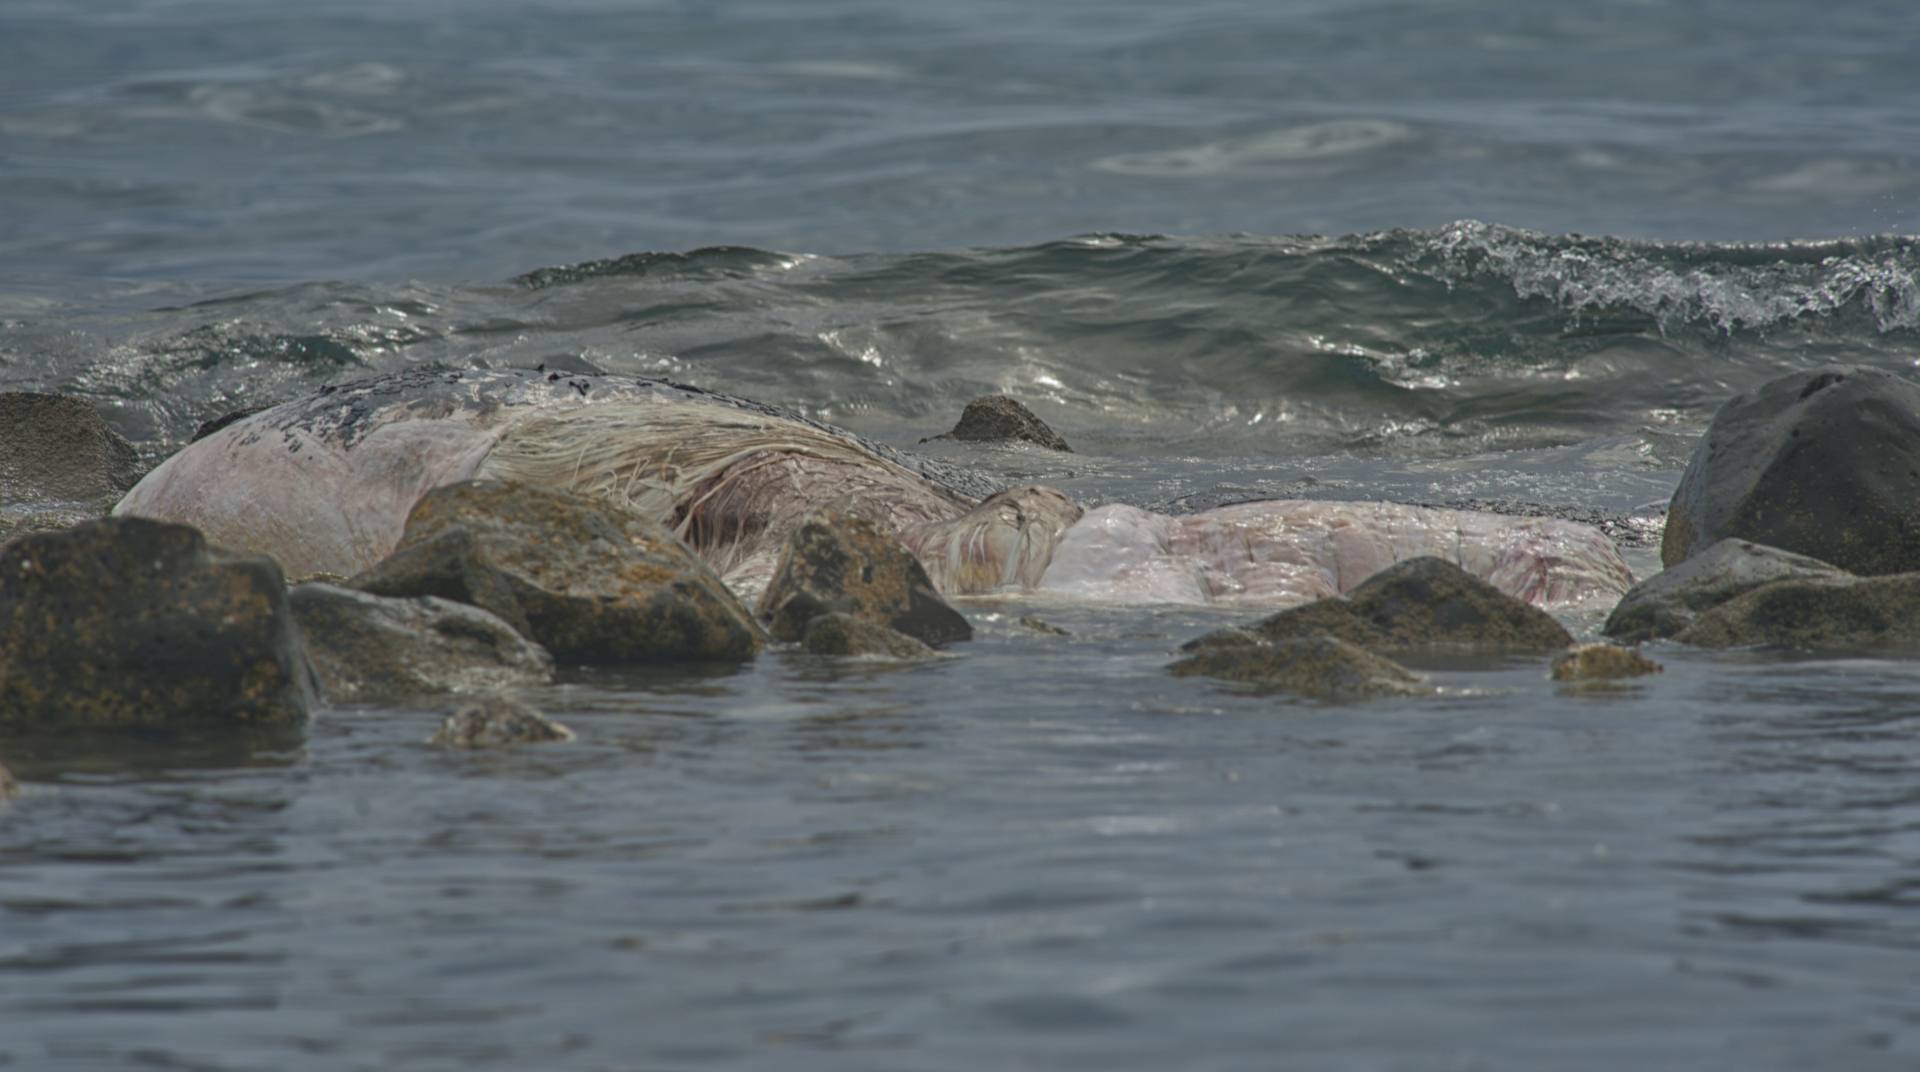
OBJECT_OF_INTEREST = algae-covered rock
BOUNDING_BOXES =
[1663,365,1920,575]
[1184,597,1397,653]
[0,517,312,726]
[1168,635,1428,701]
[947,395,1071,452]
[1674,573,1920,651]
[289,582,554,704]
[758,511,971,647]
[1551,643,1663,681]
[429,697,573,748]
[1603,538,1852,643]
[800,612,938,660]
[351,480,764,665]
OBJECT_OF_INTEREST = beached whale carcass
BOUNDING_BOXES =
[115,369,1634,608]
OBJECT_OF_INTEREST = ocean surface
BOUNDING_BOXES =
[4,1,1920,1069]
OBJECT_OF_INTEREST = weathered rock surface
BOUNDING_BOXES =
[289,583,554,705]
[350,481,764,665]
[1674,573,1920,651]
[1663,365,1920,575]
[429,697,574,747]
[757,511,972,646]
[1185,556,1572,654]
[0,392,145,508]
[1551,643,1663,681]
[1603,538,1852,643]
[946,395,1071,452]
[0,517,312,726]
[1168,635,1428,701]
[800,612,938,659]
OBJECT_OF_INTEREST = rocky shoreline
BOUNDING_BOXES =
[6,364,1920,783]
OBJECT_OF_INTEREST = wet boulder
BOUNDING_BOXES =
[757,511,972,646]
[288,583,554,705]
[800,612,938,660]
[1603,538,1852,643]
[1674,573,1920,651]
[429,696,574,748]
[1186,556,1572,655]
[350,481,764,665]
[1551,643,1662,682]
[1168,635,1428,701]
[0,517,312,726]
[946,395,1071,452]
[1664,365,1920,575]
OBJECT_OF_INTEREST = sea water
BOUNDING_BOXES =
[3,1,1920,1068]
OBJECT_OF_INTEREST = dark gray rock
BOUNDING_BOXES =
[1168,635,1428,701]
[800,612,938,659]
[0,392,144,508]
[289,583,554,705]
[429,697,573,747]
[1186,557,1572,655]
[1603,538,1852,643]
[757,511,971,647]
[947,395,1071,452]
[1674,573,1920,651]
[0,517,312,726]
[1664,365,1920,575]
[1551,643,1662,681]
[350,480,765,665]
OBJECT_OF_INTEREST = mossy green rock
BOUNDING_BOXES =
[1675,573,1920,650]
[351,480,764,665]
[801,612,937,659]
[1169,635,1428,701]
[1663,365,1920,575]
[1604,538,1852,643]
[0,517,312,726]
[758,511,971,647]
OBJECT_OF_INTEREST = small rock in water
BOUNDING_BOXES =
[430,697,574,748]
[289,583,554,705]
[801,612,937,659]
[0,392,145,508]
[945,395,1071,452]
[758,510,972,647]
[1168,635,1428,701]
[1663,365,1920,575]
[1551,643,1662,681]
[0,517,313,727]
[1186,557,1572,655]
[1019,615,1070,636]
[351,480,765,664]
[1603,539,1853,644]
[1674,573,1920,651]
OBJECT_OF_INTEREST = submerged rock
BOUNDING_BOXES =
[1186,556,1572,655]
[288,583,554,705]
[800,612,938,660]
[757,511,972,647]
[351,481,764,665]
[0,517,312,726]
[429,697,574,748]
[1551,643,1663,682]
[1664,365,1920,575]
[1019,615,1070,636]
[1674,573,1920,651]
[1168,635,1428,701]
[1603,538,1852,643]
[946,395,1072,452]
